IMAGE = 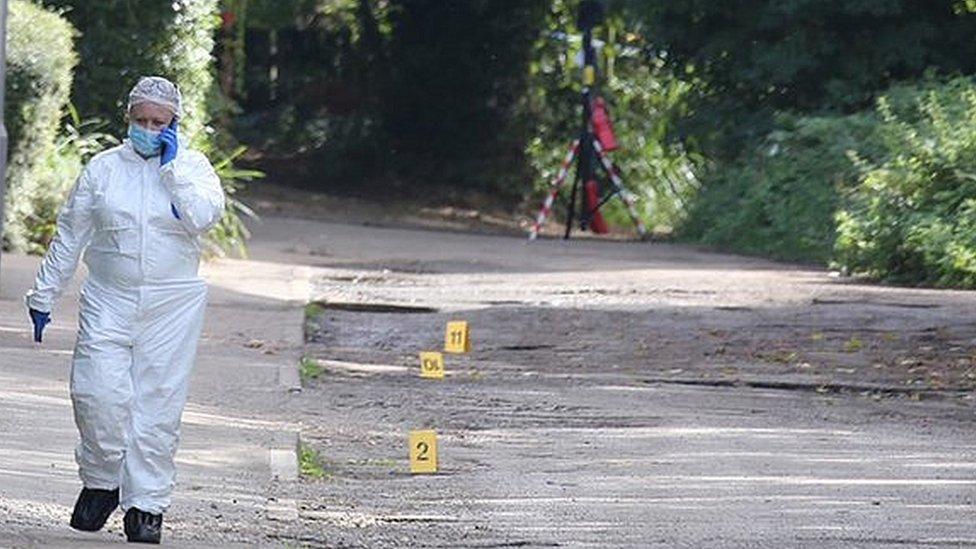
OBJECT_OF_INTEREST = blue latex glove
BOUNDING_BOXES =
[160,119,179,165]
[28,308,50,343]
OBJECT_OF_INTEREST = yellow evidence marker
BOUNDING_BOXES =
[409,430,438,474]
[444,320,471,354]
[419,351,445,379]
[583,65,596,85]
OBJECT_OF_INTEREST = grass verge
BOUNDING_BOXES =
[299,442,327,479]
[300,355,324,383]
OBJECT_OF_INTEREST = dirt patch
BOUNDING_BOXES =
[304,303,976,397]
[242,207,976,547]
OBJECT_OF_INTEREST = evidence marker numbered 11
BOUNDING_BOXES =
[444,320,471,354]
[409,430,438,474]
[419,351,445,379]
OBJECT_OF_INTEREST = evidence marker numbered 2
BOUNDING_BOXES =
[409,430,438,474]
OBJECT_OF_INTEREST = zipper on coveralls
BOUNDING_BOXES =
[137,161,149,317]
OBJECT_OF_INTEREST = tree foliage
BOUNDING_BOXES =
[38,0,219,139]
[238,0,549,197]
[629,1,976,157]
[379,0,547,192]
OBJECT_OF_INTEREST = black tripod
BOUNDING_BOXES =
[529,0,646,241]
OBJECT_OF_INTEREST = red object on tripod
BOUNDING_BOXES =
[584,180,609,234]
[591,96,618,152]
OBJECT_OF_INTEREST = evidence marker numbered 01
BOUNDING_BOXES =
[409,430,438,474]
[419,351,445,379]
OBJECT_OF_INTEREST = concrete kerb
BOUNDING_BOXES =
[270,429,301,482]
[201,258,315,524]
[279,359,303,393]
[267,430,301,523]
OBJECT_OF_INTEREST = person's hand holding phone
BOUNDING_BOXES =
[160,119,179,165]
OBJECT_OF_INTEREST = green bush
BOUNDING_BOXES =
[682,112,883,263]
[835,77,976,287]
[3,0,77,252]
[15,111,118,254]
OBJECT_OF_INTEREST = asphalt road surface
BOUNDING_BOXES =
[2,208,973,548]
[258,215,976,548]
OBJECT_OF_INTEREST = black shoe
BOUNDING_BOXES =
[123,508,163,544]
[69,487,119,532]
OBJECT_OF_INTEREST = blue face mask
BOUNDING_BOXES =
[128,123,162,157]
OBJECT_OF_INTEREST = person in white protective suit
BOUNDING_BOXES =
[25,76,224,544]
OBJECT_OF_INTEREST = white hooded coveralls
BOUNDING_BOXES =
[26,138,225,513]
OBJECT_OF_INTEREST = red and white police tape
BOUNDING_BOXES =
[528,140,580,240]
[528,139,647,239]
[592,139,647,237]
